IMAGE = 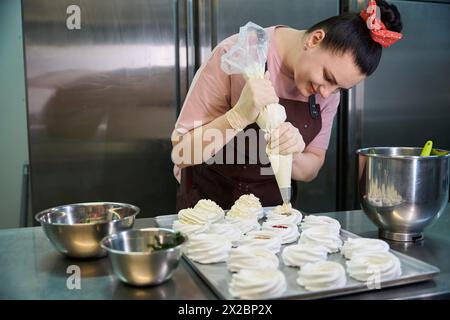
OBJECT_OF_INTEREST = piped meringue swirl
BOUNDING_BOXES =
[193,199,225,223]
[266,205,303,225]
[185,233,231,264]
[275,202,293,214]
[262,222,300,244]
[297,261,347,291]
[240,230,282,254]
[225,216,260,234]
[208,223,242,245]
[282,243,328,267]
[299,226,343,253]
[341,238,390,260]
[300,215,341,232]
[178,201,223,225]
[228,194,264,219]
[346,252,402,282]
[229,269,287,299]
[177,208,206,225]
[172,220,208,236]
[228,246,279,272]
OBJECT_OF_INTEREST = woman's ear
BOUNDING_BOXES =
[306,29,326,48]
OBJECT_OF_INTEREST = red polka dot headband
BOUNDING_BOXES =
[360,0,403,48]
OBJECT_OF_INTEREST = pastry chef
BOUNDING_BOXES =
[171,0,403,210]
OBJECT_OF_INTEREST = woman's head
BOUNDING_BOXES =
[294,0,402,98]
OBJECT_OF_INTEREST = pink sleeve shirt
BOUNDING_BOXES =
[173,26,340,181]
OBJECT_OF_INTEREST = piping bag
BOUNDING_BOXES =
[220,22,292,205]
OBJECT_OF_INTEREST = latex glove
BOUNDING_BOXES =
[226,71,279,130]
[256,103,286,131]
[269,122,305,155]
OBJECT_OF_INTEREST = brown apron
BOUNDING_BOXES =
[176,96,322,211]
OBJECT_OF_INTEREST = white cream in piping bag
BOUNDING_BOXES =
[256,103,293,203]
[222,36,293,203]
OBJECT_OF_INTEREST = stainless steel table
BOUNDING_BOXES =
[0,207,449,300]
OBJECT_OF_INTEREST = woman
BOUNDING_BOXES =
[171,0,403,210]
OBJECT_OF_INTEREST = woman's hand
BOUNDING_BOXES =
[232,71,279,126]
[270,122,305,155]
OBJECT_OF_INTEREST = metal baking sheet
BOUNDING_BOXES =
[155,209,440,300]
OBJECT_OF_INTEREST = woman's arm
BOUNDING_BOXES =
[291,146,326,182]
[172,72,279,168]
[171,114,237,169]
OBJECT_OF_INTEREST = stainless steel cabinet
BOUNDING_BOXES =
[23,0,180,218]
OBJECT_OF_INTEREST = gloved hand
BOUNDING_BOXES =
[226,71,279,131]
[269,122,306,155]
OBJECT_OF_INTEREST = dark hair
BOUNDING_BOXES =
[306,0,403,76]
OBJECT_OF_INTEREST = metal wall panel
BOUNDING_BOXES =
[23,0,180,219]
[0,0,29,229]
[195,0,340,213]
[344,0,450,209]
[363,1,450,149]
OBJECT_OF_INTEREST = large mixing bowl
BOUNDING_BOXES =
[100,228,186,286]
[357,147,449,241]
[35,202,139,258]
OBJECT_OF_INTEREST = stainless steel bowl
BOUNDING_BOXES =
[357,147,450,241]
[35,202,139,258]
[100,228,186,286]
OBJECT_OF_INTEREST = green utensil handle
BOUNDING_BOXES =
[431,149,449,156]
[420,140,433,156]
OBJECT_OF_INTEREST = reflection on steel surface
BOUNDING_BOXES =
[23,0,179,217]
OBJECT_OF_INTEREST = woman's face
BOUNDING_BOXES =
[293,30,366,99]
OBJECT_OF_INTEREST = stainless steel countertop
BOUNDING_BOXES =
[0,207,449,300]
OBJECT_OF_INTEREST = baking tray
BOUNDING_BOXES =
[155,209,440,300]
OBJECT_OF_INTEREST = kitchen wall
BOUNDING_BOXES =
[340,0,450,209]
[363,0,450,150]
[0,0,30,229]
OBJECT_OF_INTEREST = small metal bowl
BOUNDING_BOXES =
[35,202,139,258]
[100,228,187,286]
